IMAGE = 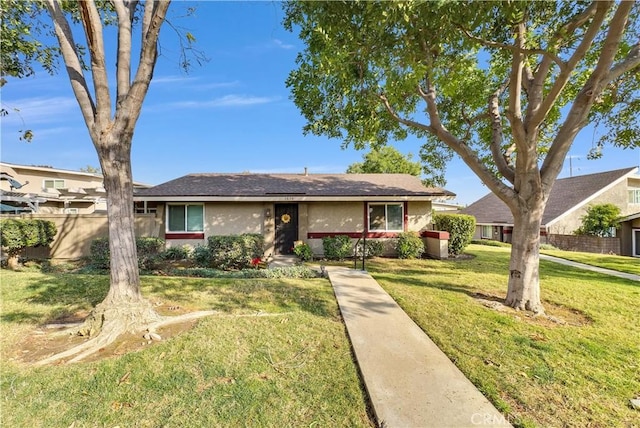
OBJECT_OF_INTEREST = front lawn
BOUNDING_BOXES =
[541,248,640,275]
[366,245,640,428]
[0,271,372,427]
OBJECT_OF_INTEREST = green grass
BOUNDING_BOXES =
[365,245,640,428]
[541,248,640,276]
[0,271,372,428]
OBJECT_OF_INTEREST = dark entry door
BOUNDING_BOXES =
[275,204,298,255]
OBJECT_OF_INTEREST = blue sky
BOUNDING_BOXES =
[1,1,637,205]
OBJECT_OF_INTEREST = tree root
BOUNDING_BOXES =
[34,309,217,367]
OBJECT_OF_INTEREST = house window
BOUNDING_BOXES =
[44,179,65,189]
[481,225,492,239]
[167,204,204,232]
[634,230,640,257]
[368,203,403,231]
[629,189,640,204]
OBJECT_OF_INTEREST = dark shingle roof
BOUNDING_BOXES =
[460,167,637,225]
[136,173,454,199]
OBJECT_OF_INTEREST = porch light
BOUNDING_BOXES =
[265,208,271,218]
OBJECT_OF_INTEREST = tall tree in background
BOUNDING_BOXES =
[285,1,639,314]
[347,146,421,175]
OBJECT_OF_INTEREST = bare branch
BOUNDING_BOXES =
[44,0,96,135]
[507,22,528,158]
[527,2,600,127]
[117,0,170,133]
[606,42,640,84]
[114,0,134,103]
[541,1,634,189]
[488,80,515,183]
[78,0,111,126]
[530,1,612,128]
[382,87,516,205]
[458,25,564,69]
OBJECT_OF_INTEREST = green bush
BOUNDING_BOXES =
[293,242,313,261]
[208,234,265,270]
[88,236,165,270]
[162,245,191,260]
[192,244,213,267]
[89,237,111,269]
[395,232,424,259]
[136,237,165,270]
[433,213,476,256]
[0,218,57,256]
[355,239,385,258]
[322,235,353,260]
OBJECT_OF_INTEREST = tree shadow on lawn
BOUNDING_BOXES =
[13,273,336,326]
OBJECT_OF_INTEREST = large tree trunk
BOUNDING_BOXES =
[505,199,545,314]
[77,133,161,337]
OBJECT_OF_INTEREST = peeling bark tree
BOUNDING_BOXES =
[31,0,216,365]
[285,1,640,314]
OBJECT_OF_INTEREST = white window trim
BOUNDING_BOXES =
[367,202,404,232]
[166,203,205,233]
[481,225,493,239]
[629,189,640,204]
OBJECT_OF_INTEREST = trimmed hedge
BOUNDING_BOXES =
[322,235,352,260]
[433,213,476,256]
[0,218,57,256]
[207,233,265,270]
[395,231,424,259]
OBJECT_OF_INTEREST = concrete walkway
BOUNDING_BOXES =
[540,254,640,281]
[327,267,512,428]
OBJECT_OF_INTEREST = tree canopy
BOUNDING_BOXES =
[285,0,639,313]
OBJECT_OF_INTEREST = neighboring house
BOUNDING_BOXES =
[619,212,640,257]
[460,167,640,243]
[432,200,465,212]
[0,162,149,214]
[134,172,455,257]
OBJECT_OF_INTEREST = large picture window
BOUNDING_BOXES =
[368,203,404,231]
[167,204,204,232]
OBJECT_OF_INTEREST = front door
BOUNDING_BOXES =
[275,203,298,255]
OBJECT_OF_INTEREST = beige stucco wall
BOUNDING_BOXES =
[549,179,637,235]
[15,213,158,259]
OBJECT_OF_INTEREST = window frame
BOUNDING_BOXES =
[43,179,65,190]
[629,189,640,204]
[367,202,404,232]
[481,225,493,239]
[166,203,204,233]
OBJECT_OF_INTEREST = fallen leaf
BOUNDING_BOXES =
[118,371,131,386]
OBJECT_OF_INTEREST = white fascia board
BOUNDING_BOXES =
[133,195,441,203]
[546,168,639,228]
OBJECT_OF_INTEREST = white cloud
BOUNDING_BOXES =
[272,39,295,50]
[1,96,79,125]
[166,94,280,109]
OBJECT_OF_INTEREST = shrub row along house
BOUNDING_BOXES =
[133,171,455,259]
[461,166,640,257]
